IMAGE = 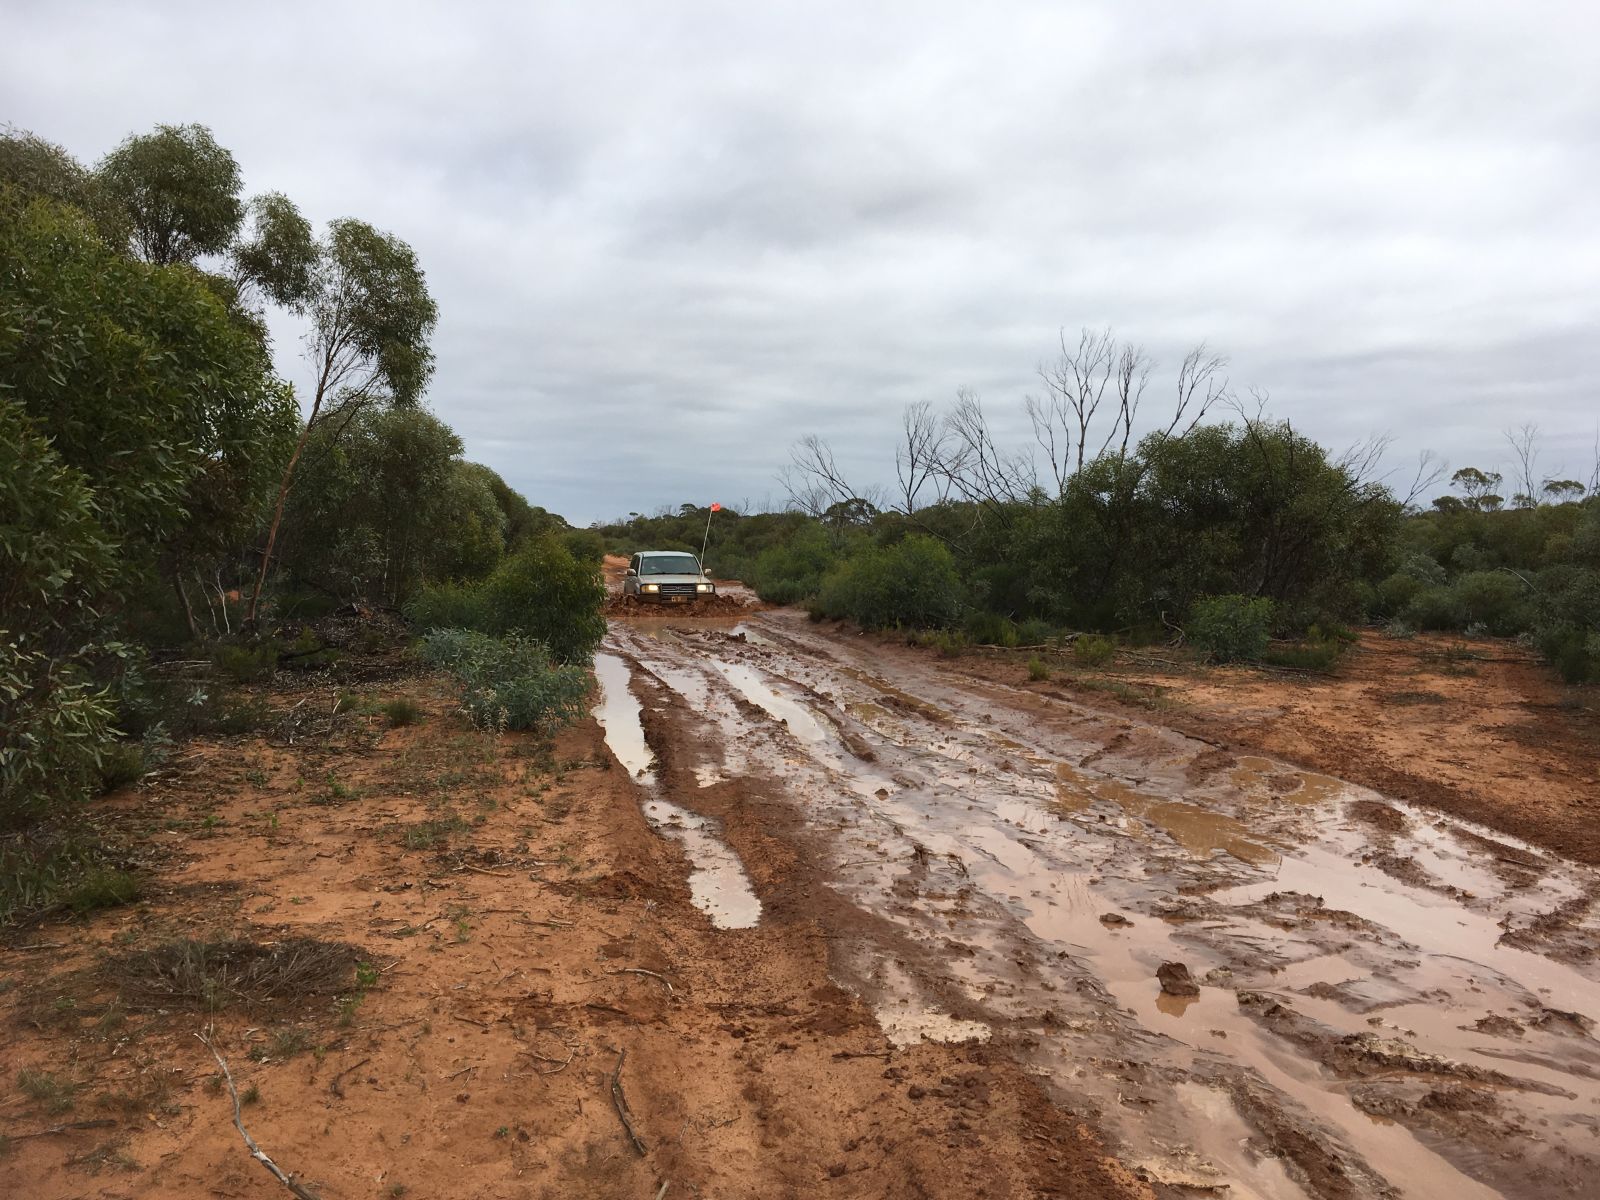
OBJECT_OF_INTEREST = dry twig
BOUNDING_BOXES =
[197,1030,323,1200]
[607,968,675,995]
[609,1049,647,1156]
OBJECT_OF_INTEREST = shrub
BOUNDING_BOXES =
[749,526,836,605]
[1026,656,1051,681]
[1187,595,1274,662]
[1261,634,1345,671]
[97,742,145,792]
[407,537,605,665]
[1073,635,1116,667]
[212,641,277,683]
[418,630,590,734]
[1016,618,1054,646]
[813,535,962,630]
[1404,586,1466,632]
[963,611,1019,646]
[1454,570,1532,637]
[382,698,422,727]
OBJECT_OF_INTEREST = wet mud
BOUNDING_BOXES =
[596,610,1600,1199]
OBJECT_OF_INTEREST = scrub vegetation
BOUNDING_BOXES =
[602,343,1597,684]
[0,123,604,923]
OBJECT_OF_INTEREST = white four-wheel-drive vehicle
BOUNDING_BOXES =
[622,551,716,605]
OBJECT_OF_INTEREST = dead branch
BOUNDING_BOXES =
[609,1049,648,1156]
[608,968,675,995]
[197,1030,323,1200]
[327,1055,371,1098]
[11,1118,118,1140]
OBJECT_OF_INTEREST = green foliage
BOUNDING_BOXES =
[0,128,127,247]
[312,218,439,406]
[1074,635,1116,667]
[281,408,507,603]
[748,524,840,604]
[813,535,962,629]
[1260,628,1347,671]
[98,123,243,266]
[1188,595,1275,662]
[232,192,316,307]
[0,826,138,926]
[407,538,606,665]
[212,642,278,684]
[1454,570,1533,637]
[0,397,121,829]
[382,698,422,727]
[1026,656,1051,682]
[1404,585,1467,632]
[418,630,590,734]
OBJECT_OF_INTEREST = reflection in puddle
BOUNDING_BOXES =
[1155,990,1200,1018]
[713,661,831,744]
[640,799,762,929]
[592,653,656,783]
[593,650,761,930]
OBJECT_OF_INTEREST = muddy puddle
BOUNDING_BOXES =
[591,651,761,929]
[603,617,1600,1198]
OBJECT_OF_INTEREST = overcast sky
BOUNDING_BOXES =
[7,1,1598,522]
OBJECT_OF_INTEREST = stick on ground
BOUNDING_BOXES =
[197,1030,323,1200]
[609,1049,647,1156]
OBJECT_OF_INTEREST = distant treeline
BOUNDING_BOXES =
[599,335,1598,682]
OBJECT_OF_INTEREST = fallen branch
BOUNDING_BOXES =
[197,1030,323,1200]
[607,968,675,995]
[609,1049,647,1156]
[12,1118,118,1140]
[327,1056,371,1098]
[458,863,514,878]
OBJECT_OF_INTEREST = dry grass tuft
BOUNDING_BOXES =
[107,937,363,1012]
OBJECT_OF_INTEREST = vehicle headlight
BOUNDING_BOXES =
[643,583,659,593]
[696,583,713,593]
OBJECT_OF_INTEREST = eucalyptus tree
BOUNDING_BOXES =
[248,218,438,622]
[98,123,244,266]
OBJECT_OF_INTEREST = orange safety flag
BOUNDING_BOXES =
[709,502,722,512]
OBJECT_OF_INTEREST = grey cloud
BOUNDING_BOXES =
[6,0,1598,520]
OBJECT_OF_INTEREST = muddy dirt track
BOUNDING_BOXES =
[599,607,1600,1199]
[4,598,1598,1200]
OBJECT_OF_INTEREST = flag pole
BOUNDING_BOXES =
[700,505,714,566]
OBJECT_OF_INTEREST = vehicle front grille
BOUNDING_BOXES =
[660,584,696,595]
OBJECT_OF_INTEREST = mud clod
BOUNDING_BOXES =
[1156,962,1199,997]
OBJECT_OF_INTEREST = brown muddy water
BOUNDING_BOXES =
[595,615,1600,1199]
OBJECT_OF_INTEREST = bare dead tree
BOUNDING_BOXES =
[1163,343,1229,442]
[1334,432,1394,486]
[1397,449,1449,509]
[1505,423,1541,508]
[779,434,885,517]
[1028,330,1223,497]
[894,401,945,514]
[934,387,1035,510]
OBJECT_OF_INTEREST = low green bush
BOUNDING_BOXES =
[813,535,962,630]
[382,697,423,727]
[97,742,144,792]
[1187,595,1274,662]
[1403,585,1467,632]
[211,641,277,683]
[418,630,590,734]
[1454,570,1533,637]
[1073,635,1116,667]
[1026,655,1051,681]
[406,537,605,665]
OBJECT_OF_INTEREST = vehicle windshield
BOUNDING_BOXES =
[640,554,701,576]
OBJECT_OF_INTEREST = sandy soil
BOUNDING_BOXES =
[0,666,1138,1200]
[5,603,1598,1200]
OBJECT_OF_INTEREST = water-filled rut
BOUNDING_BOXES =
[594,614,1600,1199]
